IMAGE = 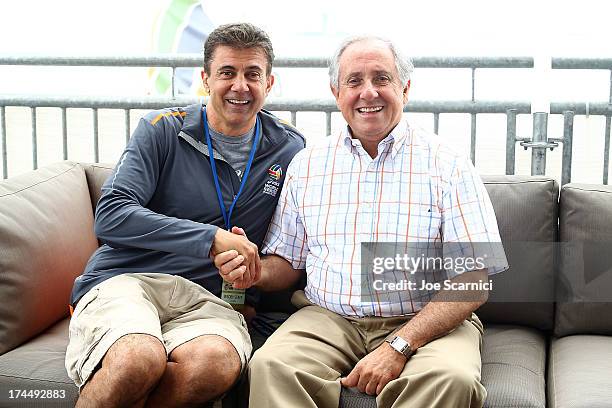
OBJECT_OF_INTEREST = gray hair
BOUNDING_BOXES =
[328,36,414,89]
[203,23,274,76]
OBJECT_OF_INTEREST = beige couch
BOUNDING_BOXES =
[1,161,611,408]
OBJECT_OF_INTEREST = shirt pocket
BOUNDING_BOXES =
[412,205,442,242]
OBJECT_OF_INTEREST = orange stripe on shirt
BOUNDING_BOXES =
[347,152,363,316]
[150,111,186,126]
[321,140,342,312]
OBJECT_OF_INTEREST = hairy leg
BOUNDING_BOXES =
[76,334,167,408]
[145,335,241,408]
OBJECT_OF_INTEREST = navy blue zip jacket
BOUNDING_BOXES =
[70,104,305,306]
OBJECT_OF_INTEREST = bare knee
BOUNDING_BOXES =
[172,335,241,401]
[109,334,166,383]
[83,334,166,401]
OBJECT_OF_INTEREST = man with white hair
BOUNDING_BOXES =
[215,36,507,408]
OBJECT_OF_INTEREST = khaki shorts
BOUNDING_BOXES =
[65,273,252,389]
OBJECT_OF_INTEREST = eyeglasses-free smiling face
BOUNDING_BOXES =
[331,39,410,156]
[202,45,274,136]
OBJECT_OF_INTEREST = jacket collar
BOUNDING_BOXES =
[180,103,207,143]
[178,104,288,157]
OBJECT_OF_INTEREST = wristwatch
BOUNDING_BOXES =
[385,336,414,359]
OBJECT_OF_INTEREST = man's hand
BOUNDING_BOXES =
[340,343,407,396]
[214,249,261,289]
[210,227,260,289]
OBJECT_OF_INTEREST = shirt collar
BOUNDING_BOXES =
[340,118,411,159]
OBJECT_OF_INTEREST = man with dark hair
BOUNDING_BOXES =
[65,22,304,407]
[215,36,507,408]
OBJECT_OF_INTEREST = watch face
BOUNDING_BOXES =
[390,337,411,355]
[393,337,408,348]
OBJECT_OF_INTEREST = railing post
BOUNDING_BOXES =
[470,113,477,165]
[1,106,7,179]
[561,111,574,185]
[31,107,38,170]
[505,109,517,175]
[62,107,68,160]
[433,112,440,135]
[124,109,131,145]
[93,108,100,163]
[604,115,611,185]
[530,113,549,175]
[171,67,176,98]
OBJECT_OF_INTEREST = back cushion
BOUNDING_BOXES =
[82,163,114,209]
[555,183,612,336]
[477,176,558,330]
[0,162,99,353]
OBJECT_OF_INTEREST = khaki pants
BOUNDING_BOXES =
[66,273,251,389]
[248,291,485,408]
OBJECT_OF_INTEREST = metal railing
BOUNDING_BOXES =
[502,58,612,185]
[1,55,611,185]
[0,55,533,98]
[552,58,612,184]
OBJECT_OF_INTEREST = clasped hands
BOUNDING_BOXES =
[210,226,261,289]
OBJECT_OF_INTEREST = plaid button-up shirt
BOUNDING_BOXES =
[262,119,508,317]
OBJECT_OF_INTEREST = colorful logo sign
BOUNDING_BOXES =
[267,164,283,180]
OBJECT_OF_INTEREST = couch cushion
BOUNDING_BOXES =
[339,388,376,408]
[0,162,99,354]
[482,325,546,408]
[340,325,549,408]
[548,335,612,408]
[0,318,78,407]
[82,163,114,210]
[556,183,612,336]
[477,176,558,330]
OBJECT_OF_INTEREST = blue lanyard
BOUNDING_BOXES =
[203,108,261,230]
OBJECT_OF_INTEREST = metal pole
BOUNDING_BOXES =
[171,67,176,98]
[604,115,611,185]
[290,111,297,126]
[561,111,574,185]
[506,109,517,175]
[61,107,68,160]
[124,109,131,145]
[0,55,536,69]
[325,112,332,136]
[607,69,612,184]
[1,106,7,179]
[93,108,99,163]
[433,113,440,134]
[470,113,477,165]
[471,68,476,102]
[0,96,532,114]
[609,69,612,104]
[31,107,38,170]
[471,69,476,165]
[531,112,548,175]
